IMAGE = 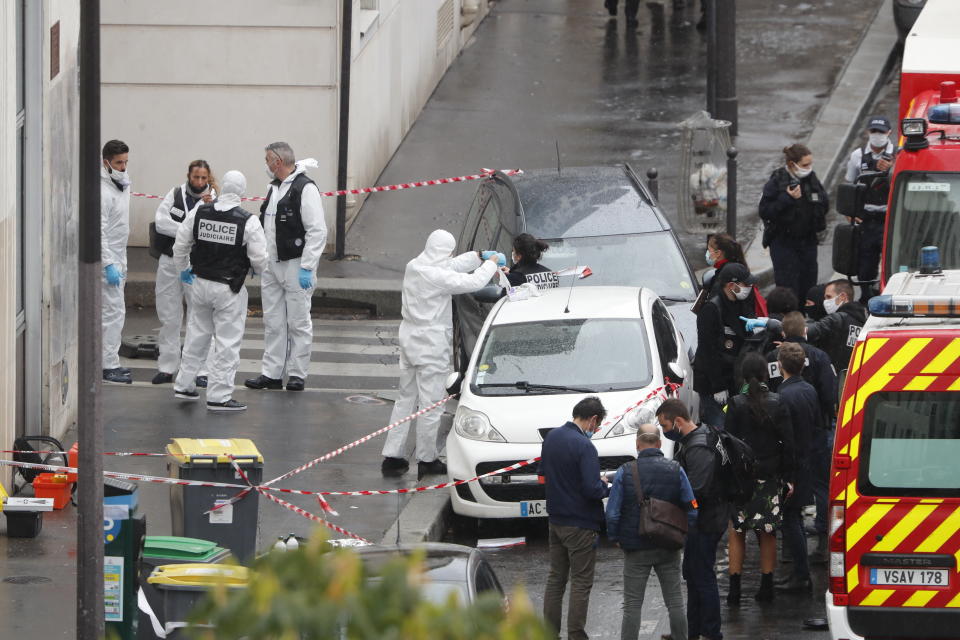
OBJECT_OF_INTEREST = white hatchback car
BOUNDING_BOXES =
[446,285,697,520]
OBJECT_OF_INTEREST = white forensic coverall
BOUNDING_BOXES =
[260,159,327,381]
[173,172,269,403]
[154,184,216,376]
[382,230,498,463]
[101,164,131,370]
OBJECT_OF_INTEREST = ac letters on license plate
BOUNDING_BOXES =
[869,568,949,586]
[520,500,548,517]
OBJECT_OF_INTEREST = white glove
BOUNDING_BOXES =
[712,390,729,406]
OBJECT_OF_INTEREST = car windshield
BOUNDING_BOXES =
[538,233,696,301]
[472,318,652,395]
[887,172,960,274]
[860,391,960,497]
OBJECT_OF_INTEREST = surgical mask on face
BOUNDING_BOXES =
[792,163,813,179]
[733,285,752,301]
[823,296,842,315]
[107,163,130,187]
[188,182,208,196]
[662,422,682,442]
[705,249,716,266]
[869,132,889,149]
[265,163,276,180]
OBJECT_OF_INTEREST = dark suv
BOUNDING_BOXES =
[453,165,699,370]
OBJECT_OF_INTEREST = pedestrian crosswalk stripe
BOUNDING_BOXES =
[238,339,398,356]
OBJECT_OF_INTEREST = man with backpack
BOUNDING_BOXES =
[656,399,730,640]
[775,343,822,593]
[606,423,698,640]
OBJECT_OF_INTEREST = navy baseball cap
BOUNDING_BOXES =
[866,115,892,132]
[717,262,757,286]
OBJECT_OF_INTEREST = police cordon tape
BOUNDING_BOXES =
[130,168,523,202]
[0,381,680,540]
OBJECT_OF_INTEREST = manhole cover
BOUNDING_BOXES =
[3,576,52,585]
[345,395,386,406]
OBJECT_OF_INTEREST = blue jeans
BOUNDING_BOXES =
[682,527,723,640]
[811,427,834,534]
[699,393,725,429]
[770,239,818,301]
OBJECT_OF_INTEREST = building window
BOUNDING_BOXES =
[353,0,380,54]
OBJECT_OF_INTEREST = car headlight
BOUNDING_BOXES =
[604,397,664,438]
[453,407,506,442]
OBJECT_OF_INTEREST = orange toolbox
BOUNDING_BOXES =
[33,473,72,509]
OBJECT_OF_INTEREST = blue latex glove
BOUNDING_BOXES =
[481,250,497,261]
[495,252,507,267]
[104,264,122,287]
[298,267,315,290]
[180,268,195,285]
[740,316,769,332]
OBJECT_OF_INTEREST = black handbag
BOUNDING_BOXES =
[631,460,689,550]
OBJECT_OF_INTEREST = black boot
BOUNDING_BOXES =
[726,573,741,606]
[755,572,774,602]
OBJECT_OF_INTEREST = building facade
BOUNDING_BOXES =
[101,0,490,250]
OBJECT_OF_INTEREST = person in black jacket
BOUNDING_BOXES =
[540,397,610,640]
[805,279,868,374]
[656,398,728,640]
[759,143,829,299]
[775,343,823,593]
[606,423,697,640]
[694,263,758,427]
[724,353,795,604]
[506,233,556,289]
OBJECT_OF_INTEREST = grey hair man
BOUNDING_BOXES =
[606,423,697,640]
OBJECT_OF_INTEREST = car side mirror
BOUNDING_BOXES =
[835,182,865,219]
[667,362,685,384]
[445,371,464,396]
[471,284,502,304]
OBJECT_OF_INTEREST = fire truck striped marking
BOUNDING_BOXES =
[845,479,859,508]
[921,337,960,374]
[861,589,895,606]
[949,377,960,391]
[915,506,960,553]
[946,591,960,608]
[853,339,932,416]
[856,338,888,374]
[903,591,939,608]
[848,564,860,592]
[848,503,896,550]
[903,375,935,391]
[849,432,861,462]
[872,504,940,551]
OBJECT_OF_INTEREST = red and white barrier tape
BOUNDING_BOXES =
[130,168,522,203]
[258,489,371,545]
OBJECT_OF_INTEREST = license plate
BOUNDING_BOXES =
[869,568,949,587]
[520,500,548,517]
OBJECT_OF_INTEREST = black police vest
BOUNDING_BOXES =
[151,185,201,258]
[190,204,252,293]
[858,144,892,218]
[259,172,316,261]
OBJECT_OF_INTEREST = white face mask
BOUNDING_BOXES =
[792,163,813,179]
[823,296,842,315]
[869,132,889,149]
[733,285,752,300]
[265,164,276,180]
[705,249,716,266]
[107,164,130,187]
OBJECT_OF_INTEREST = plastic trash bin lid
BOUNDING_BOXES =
[143,536,228,562]
[147,564,249,589]
[166,438,263,465]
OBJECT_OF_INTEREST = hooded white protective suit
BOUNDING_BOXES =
[382,230,499,462]
[173,171,269,405]
[101,164,131,370]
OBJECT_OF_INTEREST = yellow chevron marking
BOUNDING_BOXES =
[860,589,894,606]
[841,395,856,429]
[921,338,960,374]
[872,504,938,551]
[916,506,960,553]
[854,339,932,416]
[904,375,935,392]
[857,338,888,373]
[949,377,960,392]
[947,590,960,608]
[847,564,859,592]
[846,479,859,509]
[848,503,895,550]
[903,590,938,608]
[849,432,861,462]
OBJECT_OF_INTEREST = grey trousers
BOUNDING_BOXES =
[620,547,687,640]
[544,523,598,640]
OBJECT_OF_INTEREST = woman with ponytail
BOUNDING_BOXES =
[723,351,795,605]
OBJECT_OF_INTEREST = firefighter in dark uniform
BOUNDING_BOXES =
[172,170,269,412]
[845,115,895,303]
[150,160,217,385]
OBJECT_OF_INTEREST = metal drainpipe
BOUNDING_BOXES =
[335,0,353,260]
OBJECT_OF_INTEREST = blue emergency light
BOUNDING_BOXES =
[928,103,960,125]
[920,245,942,275]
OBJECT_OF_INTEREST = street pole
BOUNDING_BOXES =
[726,146,738,239]
[715,0,738,136]
[646,167,659,201]
[335,0,353,260]
[705,0,717,117]
[77,1,104,638]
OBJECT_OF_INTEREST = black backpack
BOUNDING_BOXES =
[707,425,758,505]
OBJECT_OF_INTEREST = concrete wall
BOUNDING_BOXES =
[0,3,17,474]
[41,0,81,440]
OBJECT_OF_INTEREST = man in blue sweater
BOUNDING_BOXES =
[606,423,697,640]
[540,397,610,640]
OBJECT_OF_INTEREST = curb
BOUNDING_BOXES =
[379,479,452,545]
[745,0,899,289]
